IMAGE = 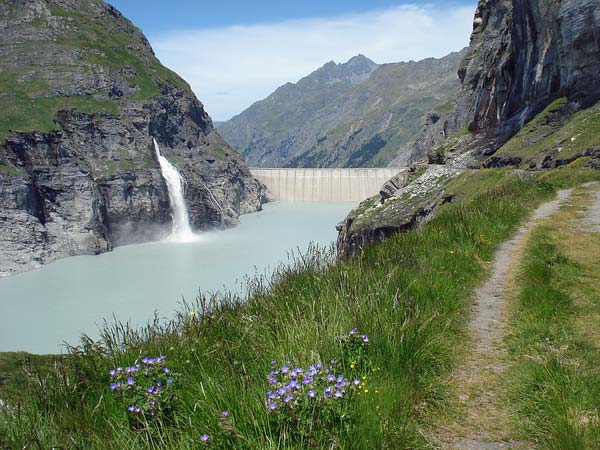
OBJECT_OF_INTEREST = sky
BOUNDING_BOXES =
[109,1,477,121]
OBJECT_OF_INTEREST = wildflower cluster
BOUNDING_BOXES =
[108,355,176,424]
[266,359,357,411]
[264,328,372,443]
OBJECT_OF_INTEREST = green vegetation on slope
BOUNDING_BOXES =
[0,0,188,142]
[489,98,600,168]
[0,73,120,142]
[508,185,600,449]
[2,167,599,449]
[220,51,465,168]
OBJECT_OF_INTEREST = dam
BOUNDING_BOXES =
[250,168,405,202]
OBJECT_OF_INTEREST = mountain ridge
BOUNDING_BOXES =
[219,50,467,168]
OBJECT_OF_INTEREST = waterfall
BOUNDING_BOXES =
[153,139,195,243]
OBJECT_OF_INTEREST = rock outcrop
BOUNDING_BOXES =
[337,0,600,256]
[456,0,600,150]
[0,0,266,276]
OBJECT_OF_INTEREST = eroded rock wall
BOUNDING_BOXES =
[0,0,266,276]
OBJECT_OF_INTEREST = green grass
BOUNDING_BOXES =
[1,169,599,449]
[0,72,120,142]
[491,98,600,167]
[0,162,23,177]
[507,186,600,449]
[1,2,188,142]
[0,353,64,402]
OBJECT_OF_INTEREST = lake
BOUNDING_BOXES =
[0,202,353,354]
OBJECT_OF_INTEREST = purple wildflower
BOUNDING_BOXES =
[166,378,174,384]
[327,374,336,383]
[302,377,313,385]
[353,379,361,386]
[349,327,358,335]
[200,434,210,443]
[284,395,294,403]
[362,334,369,343]
[126,377,136,386]
[110,382,121,391]
[268,402,278,410]
[334,390,344,398]
[271,360,277,366]
[163,367,171,374]
[307,390,316,398]
[220,411,229,418]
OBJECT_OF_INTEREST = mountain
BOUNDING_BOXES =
[218,50,466,168]
[0,0,266,276]
[337,0,600,255]
[217,54,379,167]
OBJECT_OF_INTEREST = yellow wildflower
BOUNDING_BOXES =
[189,311,197,318]
[350,361,357,369]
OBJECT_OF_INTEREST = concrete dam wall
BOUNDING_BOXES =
[250,168,405,202]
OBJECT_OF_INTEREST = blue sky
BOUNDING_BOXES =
[109,0,466,33]
[108,1,477,121]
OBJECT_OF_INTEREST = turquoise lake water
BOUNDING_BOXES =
[0,202,353,354]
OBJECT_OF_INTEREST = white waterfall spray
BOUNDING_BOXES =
[153,139,195,243]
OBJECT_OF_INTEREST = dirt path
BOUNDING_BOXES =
[581,184,600,232]
[430,189,574,450]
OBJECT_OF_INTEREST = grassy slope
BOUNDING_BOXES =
[1,166,599,449]
[0,1,187,142]
[489,98,600,167]
[507,184,600,449]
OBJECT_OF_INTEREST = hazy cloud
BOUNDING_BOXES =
[151,3,475,121]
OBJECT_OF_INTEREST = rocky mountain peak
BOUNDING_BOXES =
[344,54,379,74]
[308,55,379,86]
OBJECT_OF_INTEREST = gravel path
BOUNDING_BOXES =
[439,189,574,450]
[580,184,600,232]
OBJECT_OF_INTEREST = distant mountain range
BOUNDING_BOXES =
[217,50,467,168]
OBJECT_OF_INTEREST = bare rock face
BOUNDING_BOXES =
[456,0,600,146]
[0,0,266,276]
[337,0,600,256]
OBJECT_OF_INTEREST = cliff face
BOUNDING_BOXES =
[456,0,600,147]
[219,51,466,169]
[337,0,600,256]
[0,0,266,276]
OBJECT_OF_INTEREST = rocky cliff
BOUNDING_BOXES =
[0,0,266,276]
[337,0,600,255]
[219,51,467,168]
[455,0,600,153]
